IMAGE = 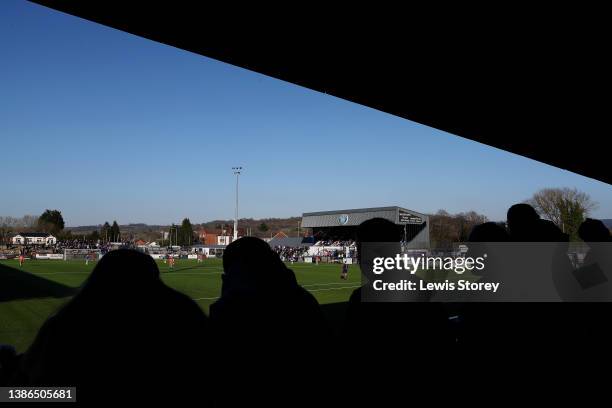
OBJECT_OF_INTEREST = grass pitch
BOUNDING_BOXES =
[0,258,360,352]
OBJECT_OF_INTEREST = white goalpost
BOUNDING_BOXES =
[63,248,102,261]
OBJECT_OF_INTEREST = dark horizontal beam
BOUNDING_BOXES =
[28,1,610,185]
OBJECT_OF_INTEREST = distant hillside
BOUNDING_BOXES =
[65,224,169,242]
[197,217,305,239]
[64,217,306,241]
[66,224,166,234]
[56,216,612,242]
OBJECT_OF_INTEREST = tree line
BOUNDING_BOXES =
[159,218,195,247]
[428,187,600,245]
[429,210,490,248]
[0,187,605,246]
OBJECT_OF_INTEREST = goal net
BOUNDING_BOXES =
[63,249,102,261]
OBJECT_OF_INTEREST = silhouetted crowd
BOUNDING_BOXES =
[0,203,611,405]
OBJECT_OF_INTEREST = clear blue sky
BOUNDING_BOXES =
[1,0,611,226]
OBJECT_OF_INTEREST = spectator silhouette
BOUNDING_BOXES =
[344,218,454,360]
[570,218,612,294]
[0,344,18,386]
[467,221,509,244]
[464,208,606,365]
[13,249,212,404]
[209,237,330,406]
[210,237,328,340]
[463,221,509,280]
[579,218,611,243]
[507,203,540,241]
[459,222,515,349]
[578,218,611,277]
[507,205,571,297]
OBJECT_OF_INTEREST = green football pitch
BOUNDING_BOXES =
[0,258,360,352]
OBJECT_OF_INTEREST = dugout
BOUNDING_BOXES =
[301,206,430,249]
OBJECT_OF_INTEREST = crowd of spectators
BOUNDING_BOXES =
[1,239,136,258]
[272,246,309,261]
[274,240,361,262]
[54,239,100,251]
[273,241,357,262]
[312,239,355,247]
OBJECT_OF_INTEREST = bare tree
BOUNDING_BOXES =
[430,209,489,248]
[0,215,39,245]
[21,215,38,228]
[527,187,598,238]
[0,215,38,228]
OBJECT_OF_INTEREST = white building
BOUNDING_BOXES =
[217,235,233,245]
[12,233,57,246]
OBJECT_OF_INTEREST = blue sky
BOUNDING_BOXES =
[1,0,611,226]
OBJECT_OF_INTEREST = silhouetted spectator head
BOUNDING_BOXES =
[507,203,540,240]
[468,222,510,242]
[345,218,454,354]
[211,237,329,357]
[356,217,402,244]
[80,249,159,299]
[356,217,401,255]
[221,236,297,295]
[213,239,331,405]
[466,223,509,273]
[579,218,611,243]
[355,218,402,278]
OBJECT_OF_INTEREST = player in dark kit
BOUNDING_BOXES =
[340,262,349,280]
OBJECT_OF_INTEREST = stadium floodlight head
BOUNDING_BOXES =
[232,166,243,242]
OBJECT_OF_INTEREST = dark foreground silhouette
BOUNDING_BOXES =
[579,218,612,270]
[210,237,329,342]
[10,249,213,404]
[1,208,611,404]
[210,237,331,406]
[344,218,454,351]
[460,205,612,367]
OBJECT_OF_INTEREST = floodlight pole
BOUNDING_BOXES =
[232,167,242,242]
